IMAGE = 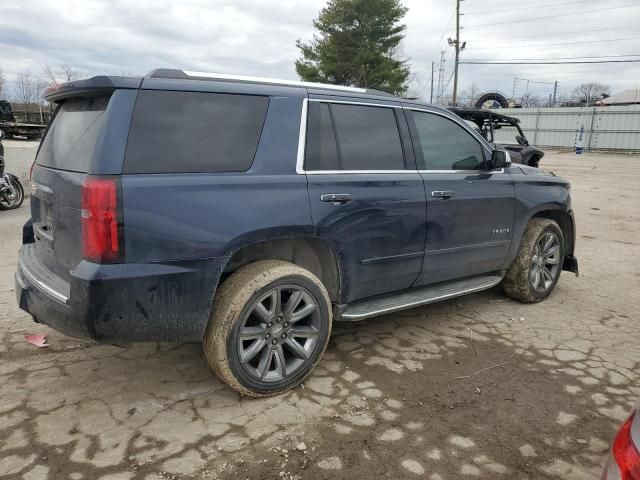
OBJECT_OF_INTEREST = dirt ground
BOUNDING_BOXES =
[1,151,639,480]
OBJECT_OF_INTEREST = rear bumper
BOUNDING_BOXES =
[16,244,226,342]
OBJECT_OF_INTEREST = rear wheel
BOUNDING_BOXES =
[0,177,24,210]
[502,218,564,303]
[203,260,332,397]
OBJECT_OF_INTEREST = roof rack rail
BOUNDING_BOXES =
[146,68,378,94]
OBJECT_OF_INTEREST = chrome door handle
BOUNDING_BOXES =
[431,190,455,199]
[320,193,353,203]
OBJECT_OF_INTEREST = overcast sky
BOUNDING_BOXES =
[1,0,638,101]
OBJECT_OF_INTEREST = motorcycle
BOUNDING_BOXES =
[0,129,25,210]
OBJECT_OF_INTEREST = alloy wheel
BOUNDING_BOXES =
[237,285,321,383]
[529,231,561,293]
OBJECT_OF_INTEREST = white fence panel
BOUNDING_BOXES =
[491,105,640,151]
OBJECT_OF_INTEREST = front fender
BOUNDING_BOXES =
[504,175,572,268]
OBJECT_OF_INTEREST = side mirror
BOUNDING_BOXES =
[490,149,511,170]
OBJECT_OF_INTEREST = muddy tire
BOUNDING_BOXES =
[203,260,332,398]
[502,218,565,303]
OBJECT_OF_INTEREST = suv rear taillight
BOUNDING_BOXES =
[604,411,640,480]
[82,177,122,262]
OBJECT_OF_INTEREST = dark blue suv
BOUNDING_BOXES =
[15,69,578,396]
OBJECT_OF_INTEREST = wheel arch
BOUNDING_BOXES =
[220,236,342,303]
[530,209,574,257]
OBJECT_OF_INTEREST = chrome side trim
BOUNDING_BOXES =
[297,99,502,176]
[425,240,510,256]
[360,251,424,265]
[18,258,69,305]
[295,98,308,174]
[341,275,503,321]
[403,106,493,150]
[297,98,405,175]
[306,170,414,175]
[309,98,400,109]
[183,71,368,93]
[419,169,505,174]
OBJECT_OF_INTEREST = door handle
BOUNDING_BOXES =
[321,193,353,203]
[431,190,455,199]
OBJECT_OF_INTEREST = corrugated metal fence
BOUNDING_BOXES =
[493,105,640,152]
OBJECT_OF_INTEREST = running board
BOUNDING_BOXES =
[340,275,503,321]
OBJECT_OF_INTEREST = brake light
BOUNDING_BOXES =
[609,411,640,480]
[29,160,36,180]
[81,178,121,262]
[44,84,63,97]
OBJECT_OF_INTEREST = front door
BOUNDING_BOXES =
[405,107,516,286]
[303,98,427,303]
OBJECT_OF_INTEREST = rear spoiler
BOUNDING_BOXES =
[45,76,142,103]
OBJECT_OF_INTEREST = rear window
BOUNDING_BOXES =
[123,90,269,174]
[37,96,110,173]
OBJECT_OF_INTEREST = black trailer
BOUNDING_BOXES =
[0,100,48,140]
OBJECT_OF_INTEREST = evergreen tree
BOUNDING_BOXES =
[296,0,410,95]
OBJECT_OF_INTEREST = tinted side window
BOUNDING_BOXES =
[305,102,340,170]
[331,104,405,170]
[124,91,269,174]
[411,111,484,170]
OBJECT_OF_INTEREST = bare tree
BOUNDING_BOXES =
[406,72,428,100]
[572,82,610,106]
[42,64,83,85]
[520,92,541,108]
[13,72,49,111]
[459,83,481,108]
[42,65,59,85]
[60,64,81,82]
[14,72,37,105]
[0,66,6,99]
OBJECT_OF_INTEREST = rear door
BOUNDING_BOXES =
[405,107,516,285]
[304,97,427,303]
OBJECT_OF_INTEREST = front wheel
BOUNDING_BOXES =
[203,260,332,397]
[502,218,565,303]
[0,176,25,210]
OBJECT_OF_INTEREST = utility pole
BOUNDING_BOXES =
[452,0,461,105]
[430,62,435,103]
[552,81,559,106]
[437,50,446,104]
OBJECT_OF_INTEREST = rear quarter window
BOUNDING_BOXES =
[37,95,111,173]
[123,90,269,174]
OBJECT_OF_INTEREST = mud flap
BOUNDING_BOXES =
[562,255,579,277]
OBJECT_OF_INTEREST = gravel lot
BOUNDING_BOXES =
[1,151,639,480]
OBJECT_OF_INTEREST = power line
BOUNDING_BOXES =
[465,0,601,15]
[427,8,456,65]
[464,3,640,28]
[493,26,637,40]
[465,37,640,50]
[460,59,640,65]
[464,54,640,61]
